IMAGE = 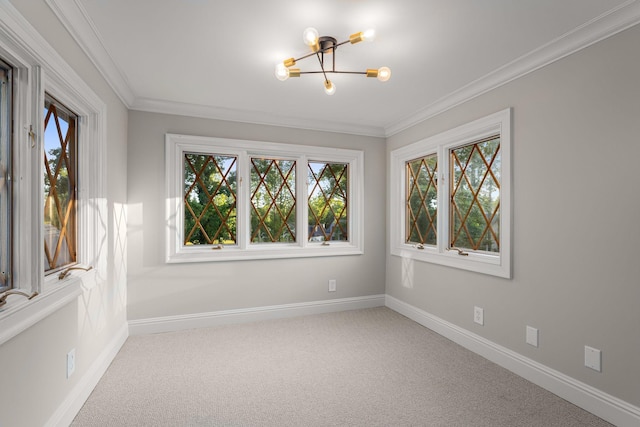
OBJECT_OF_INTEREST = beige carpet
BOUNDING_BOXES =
[72,307,612,426]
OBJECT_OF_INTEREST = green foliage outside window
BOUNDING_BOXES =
[450,137,500,252]
[184,154,237,245]
[250,158,296,243]
[308,162,348,241]
[43,97,77,271]
[406,155,437,246]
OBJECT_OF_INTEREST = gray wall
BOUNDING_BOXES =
[0,1,128,426]
[386,24,640,406]
[2,1,637,424]
[127,112,386,320]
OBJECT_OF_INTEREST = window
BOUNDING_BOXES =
[184,153,237,246]
[250,157,297,243]
[166,134,364,263]
[390,109,511,278]
[308,161,348,242]
[406,154,438,247]
[0,3,107,346]
[450,136,501,253]
[44,95,78,273]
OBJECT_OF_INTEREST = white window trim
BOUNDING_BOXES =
[166,134,364,263]
[0,2,107,346]
[390,108,512,278]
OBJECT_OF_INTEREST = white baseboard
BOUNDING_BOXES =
[129,294,386,335]
[385,295,640,427]
[46,323,129,427]
[51,295,638,426]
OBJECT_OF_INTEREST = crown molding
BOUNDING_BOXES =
[44,0,384,137]
[0,0,105,112]
[384,0,640,137]
[45,0,135,107]
[132,97,387,137]
[44,0,640,138]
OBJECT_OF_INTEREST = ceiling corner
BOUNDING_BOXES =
[384,0,640,138]
[45,0,136,107]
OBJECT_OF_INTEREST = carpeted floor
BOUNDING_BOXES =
[71,307,613,426]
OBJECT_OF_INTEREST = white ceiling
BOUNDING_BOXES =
[51,0,640,136]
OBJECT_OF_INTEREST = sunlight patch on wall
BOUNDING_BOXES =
[400,252,415,289]
[113,202,127,315]
[79,281,107,336]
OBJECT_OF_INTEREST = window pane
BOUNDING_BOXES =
[184,153,237,245]
[308,162,348,242]
[450,136,500,252]
[406,155,437,245]
[250,158,296,243]
[44,95,77,272]
[0,62,11,290]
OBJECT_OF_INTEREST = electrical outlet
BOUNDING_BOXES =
[328,279,337,292]
[585,346,601,372]
[67,348,76,378]
[473,306,484,325]
[526,326,539,347]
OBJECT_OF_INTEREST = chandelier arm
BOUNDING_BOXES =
[293,51,318,63]
[298,71,367,75]
[316,52,329,83]
[292,39,351,64]
[333,45,336,72]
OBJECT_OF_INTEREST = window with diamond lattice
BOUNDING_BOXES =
[250,158,296,243]
[308,162,348,242]
[450,136,500,252]
[166,134,364,262]
[43,95,77,273]
[406,155,437,246]
[184,153,237,245]
[390,109,511,278]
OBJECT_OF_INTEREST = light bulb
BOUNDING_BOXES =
[324,80,336,95]
[350,29,376,44]
[302,27,319,46]
[275,63,290,81]
[377,67,391,82]
[362,29,376,42]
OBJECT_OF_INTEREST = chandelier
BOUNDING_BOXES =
[275,27,391,95]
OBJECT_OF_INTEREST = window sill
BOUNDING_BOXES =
[0,279,82,346]
[167,244,364,263]
[43,265,98,292]
[391,245,510,278]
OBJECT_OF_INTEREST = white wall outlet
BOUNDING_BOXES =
[585,346,602,372]
[328,279,337,292]
[67,348,76,378]
[526,326,539,347]
[473,306,484,325]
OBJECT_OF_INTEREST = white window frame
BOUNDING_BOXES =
[0,2,107,346]
[166,134,364,263]
[390,108,512,278]
[0,59,12,294]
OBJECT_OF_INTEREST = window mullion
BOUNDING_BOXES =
[238,150,249,250]
[298,155,308,248]
[437,146,448,254]
[14,65,44,293]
